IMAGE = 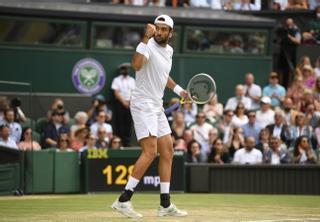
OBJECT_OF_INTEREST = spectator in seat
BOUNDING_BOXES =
[202,95,223,124]
[182,129,193,148]
[90,110,113,140]
[295,55,312,77]
[256,97,275,128]
[225,84,251,111]
[190,112,214,156]
[218,109,234,144]
[231,102,248,127]
[282,97,299,126]
[286,76,306,111]
[181,102,197,127]
[302,65,316,89]
[18,127,41,151]
[171,111,186,140]
[70,126,89,151]
[208,138,230,164]
[44,110,69,148]
[256,128,271,152]
[186,140,207,163]
[70,111,88,140]
[208,127,219,149]
[0,108,22,143]
[233,0,260,10]
[96,126,109,149]
[243,72,262,111]
[226,126,245,159]
[293,135,317,164]
[233,136,263,164]
[47,98,70,125]
[290,113,313,147]
[300,89,316,113]
[305,103,320,129]
[266,110,291,147]
[109,136,123,149]
[264,136,292,164]
[57,133,72,152]
[80,133,97,152]
[174,138,187,152]
[87,94,112,125]
[262,72,286,107]
[242,110,263,143]
[0,124,18,149]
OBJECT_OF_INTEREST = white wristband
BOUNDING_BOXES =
[173,85,184,97]
[136,42,148,57]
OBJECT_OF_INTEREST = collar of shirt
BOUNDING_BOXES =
[121,75,129,80]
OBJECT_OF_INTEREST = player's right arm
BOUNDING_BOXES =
[131,24,155,71]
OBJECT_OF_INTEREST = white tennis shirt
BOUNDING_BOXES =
[131,38,173,109]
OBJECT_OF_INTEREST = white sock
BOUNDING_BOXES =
[125,176,139,191]
[160,182,170,194]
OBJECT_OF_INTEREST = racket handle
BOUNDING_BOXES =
[164,102,180,114]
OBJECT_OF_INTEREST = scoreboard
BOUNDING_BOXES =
[82,148,185,192]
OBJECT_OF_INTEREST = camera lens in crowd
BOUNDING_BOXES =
[10,97,21,108]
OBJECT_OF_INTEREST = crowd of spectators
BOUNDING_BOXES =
[178,60,320,165]
[1,55,320,164]
[0,3,320,165]
[0,63,134,153]
[1,54,319,165]
[94,0,319,11]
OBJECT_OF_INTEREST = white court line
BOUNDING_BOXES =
[244,218,320,222]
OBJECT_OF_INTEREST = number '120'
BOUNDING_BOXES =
[102,165,134,185]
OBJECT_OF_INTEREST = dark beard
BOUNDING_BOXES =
[154,36,168,45]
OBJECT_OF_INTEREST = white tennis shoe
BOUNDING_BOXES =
[111,199,143,219]
[157,203,188,217]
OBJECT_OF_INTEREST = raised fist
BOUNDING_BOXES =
[144,23,156,39]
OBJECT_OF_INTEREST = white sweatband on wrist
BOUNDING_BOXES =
[136,42,149,59]
[173,85,184,97]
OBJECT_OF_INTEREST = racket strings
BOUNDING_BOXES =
[187,73,216,104]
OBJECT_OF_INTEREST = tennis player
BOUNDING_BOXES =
[111,15,188,218]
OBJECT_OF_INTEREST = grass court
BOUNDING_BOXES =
[1,193,320,222]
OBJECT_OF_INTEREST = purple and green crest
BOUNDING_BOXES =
[72,58,106,95]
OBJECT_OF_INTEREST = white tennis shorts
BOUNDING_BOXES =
[130,101,171,141]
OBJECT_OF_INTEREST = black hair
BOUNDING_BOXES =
[21,127,32,142]
[294,135,309,157]
[187,139,201,155]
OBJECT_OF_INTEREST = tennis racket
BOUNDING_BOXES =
[164,73,216,114]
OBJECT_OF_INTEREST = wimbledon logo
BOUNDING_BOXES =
[72,58,106,95]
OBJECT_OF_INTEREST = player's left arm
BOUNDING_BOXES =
[166,76,188,99]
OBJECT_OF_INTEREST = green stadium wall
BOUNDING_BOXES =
[0,46,272,103]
